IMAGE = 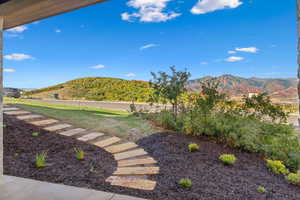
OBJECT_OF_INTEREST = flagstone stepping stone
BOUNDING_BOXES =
[93,137,121,148]
[59,128,86,136]
[113,167,159,175]
[3,107,19,111]
[7,107,160,191]
[118,157,157,167]
[106,176,156,191]
[114,149,148,161]
[16,114,43,120]
[77,132,104,142]
[4,111,31,115]
[29,119,58,126]
[104,142,138,153]
[44,124,72,131]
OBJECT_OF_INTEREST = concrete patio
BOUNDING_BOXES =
[0,175,147,200]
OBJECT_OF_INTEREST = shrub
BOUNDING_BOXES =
[285,173,300,185]
[178,178,192,188]
[148,70,300,171]
[35,152,47,168]
[257,186,267,193]
[188,143,199,152]
[219,154,237,165]
[74,148,85,160]
[266,160,289,175]
[32,132,39,137]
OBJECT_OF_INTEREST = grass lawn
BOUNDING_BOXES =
[4,98,158,141]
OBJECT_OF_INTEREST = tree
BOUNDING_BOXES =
[150,66,191,119]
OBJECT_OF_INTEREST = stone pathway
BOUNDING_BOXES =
[4,106,159,191]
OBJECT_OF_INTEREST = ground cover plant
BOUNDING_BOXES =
[188,143,199,152]
[35,152,47,168]
[178,178,192,188]
[286,173,300,185]
[74,148,85,160]
[32,132,39,137]
[147,67,300,172]
[257,186,267,193]
[219,154,237,165]
[266,159,289,175]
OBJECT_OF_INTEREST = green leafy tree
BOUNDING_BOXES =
[242,93,288,122]
[150,66,191,119]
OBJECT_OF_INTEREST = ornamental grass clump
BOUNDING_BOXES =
[257,186,267,193]
[266,159,289,175]
[178,178,192,188]
[219,154,237,165]
[188,143,199,152]
[74,148,85,160]
[32,132,39,137]
[285,173,300,185]
[35,152,47,168]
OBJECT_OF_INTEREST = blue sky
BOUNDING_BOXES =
[3,0,297,88]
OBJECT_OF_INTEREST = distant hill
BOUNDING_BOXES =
[187,75,298,100]
[24,77,153,102]
[24,75,298,103]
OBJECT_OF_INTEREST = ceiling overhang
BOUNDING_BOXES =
[0,0,108,30]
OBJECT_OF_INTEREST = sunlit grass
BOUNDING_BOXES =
[5,97,157,140]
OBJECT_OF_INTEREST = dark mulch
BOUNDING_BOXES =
[4,115,300,200]
[3,115,117,189]
[138,132,300,200]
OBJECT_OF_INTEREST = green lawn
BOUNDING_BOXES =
[5,98,158,141]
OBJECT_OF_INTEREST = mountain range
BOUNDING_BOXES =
[21,75,298,103]
[188,75,298,101]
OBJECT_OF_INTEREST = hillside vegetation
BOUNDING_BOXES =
[24,75,298,103]
[188,74,297,99]
[24,77,154,102]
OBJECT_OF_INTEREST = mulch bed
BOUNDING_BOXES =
[3,115,117,191]
[138,132,300,200]
[4,115,300,200]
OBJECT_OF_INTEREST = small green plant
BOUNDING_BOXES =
[219,154,237,165]
[285,173,300,185]
[32,132,40,137]
[188,143,199,152]
[74,148,85,160]
[257,186,267,193]
[266,159,289,175]
[178,178,192,188]
[35,152,47,168]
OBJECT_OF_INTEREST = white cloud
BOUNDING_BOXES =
[235,47,259,53]
[122,0,181,22]
[200,62,208,65]
[125,73,137,77]
[55,29,61,33]
[90,64,106,69]
[4,53,34,61]
[225,56,244,62]
[140,43,158,50]
[228,50,236,54]
[4,68,16,73]
[191,0,243,15]
[7,25,28,33]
